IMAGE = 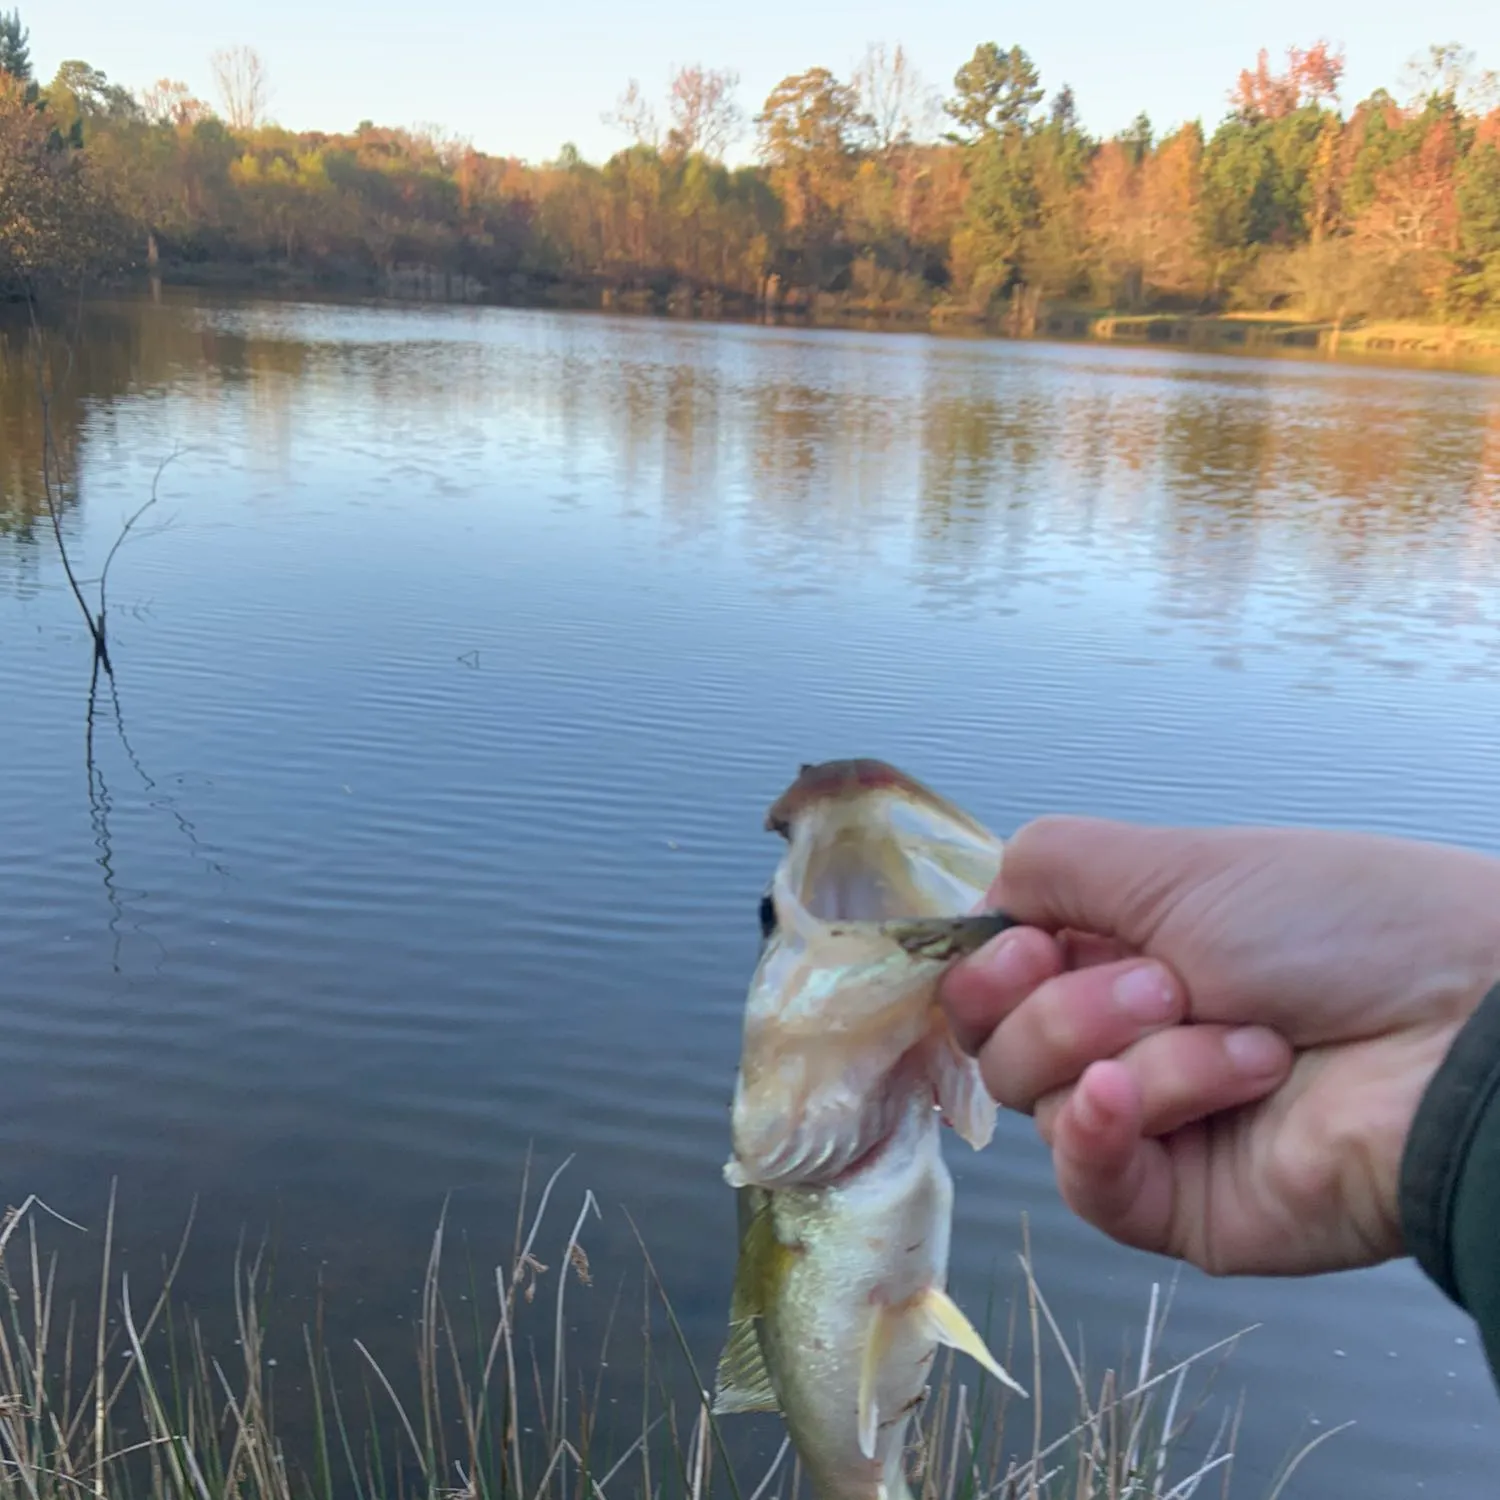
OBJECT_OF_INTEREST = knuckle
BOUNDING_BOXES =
[978,1036,1033,1112]
[1032,1091,1064,1145]
[1032,984,1087,1059]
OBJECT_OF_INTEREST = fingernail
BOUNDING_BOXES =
[1112,963,1175,1023]
[973,930,1032,989]
[1225,1026,1286,1076]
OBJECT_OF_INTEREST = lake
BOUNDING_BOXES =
[2,292,1499,1498]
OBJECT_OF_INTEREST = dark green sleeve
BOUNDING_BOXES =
[1400,979,1500,1388]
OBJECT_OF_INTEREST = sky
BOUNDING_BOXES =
[26,0,1500,166]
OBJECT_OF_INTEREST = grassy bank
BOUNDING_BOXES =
[0,1168,1344,1500]
[1038,308,1500,368]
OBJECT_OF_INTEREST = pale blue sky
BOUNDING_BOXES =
[27,0,1500,166]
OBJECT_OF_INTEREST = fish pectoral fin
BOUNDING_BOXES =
[711,1317,780,1416]
[915,1287,1029,1399]
[858,1305,899,1459]
[928,1022,997,1152]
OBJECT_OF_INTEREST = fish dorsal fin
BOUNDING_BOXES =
[711,1188,785,1417]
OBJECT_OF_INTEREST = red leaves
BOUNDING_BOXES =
[1231,40,1346,123]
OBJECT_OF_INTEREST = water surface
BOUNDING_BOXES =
[3,294,1500,1496]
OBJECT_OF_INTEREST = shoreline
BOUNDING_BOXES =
[13,265,1500,377]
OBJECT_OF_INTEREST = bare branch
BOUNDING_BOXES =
[139,78,210,128]
[97,448,179,643]
[29,299,109,668]
[664,64,743,160]
[209,44,270,131]
[26,295,180,676]
[602,79,658,149]
[853,41,932,152]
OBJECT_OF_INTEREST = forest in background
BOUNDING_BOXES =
[4,10,1500,330]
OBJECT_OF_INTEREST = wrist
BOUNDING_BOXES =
[1399,976,1500,1302]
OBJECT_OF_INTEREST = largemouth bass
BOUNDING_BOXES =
[711,759,1028,1500]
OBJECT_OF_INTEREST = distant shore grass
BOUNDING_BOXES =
[1072,309,1500,366]
[0,1166,1343,1500]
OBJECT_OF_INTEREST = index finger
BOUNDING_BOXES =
[940,926,1065,1053]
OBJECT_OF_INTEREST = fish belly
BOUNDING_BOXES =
[761,1101,953,1500]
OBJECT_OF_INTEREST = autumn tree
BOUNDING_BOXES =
[1348,106,1462,313]
[1231,41,1344,122]
[210,44,270,131]
[0,72,127,292]
[3,23,1498,329]
[1085,122,1206,306]
[1450,131,1500,317]
[757,67,870,165]
[755,67,870,284]
[1134,130,1206,303]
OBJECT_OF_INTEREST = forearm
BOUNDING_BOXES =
[1401,979,1500,1387]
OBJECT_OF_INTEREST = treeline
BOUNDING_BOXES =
[3,11,1500,327]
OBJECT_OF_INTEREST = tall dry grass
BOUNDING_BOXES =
[0,1163,1345,1500]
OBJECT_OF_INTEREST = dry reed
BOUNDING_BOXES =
[0,1164,1346,1500]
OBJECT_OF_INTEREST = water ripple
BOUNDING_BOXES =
[2,295,1499,1495]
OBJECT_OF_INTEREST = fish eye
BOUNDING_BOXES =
[758,891,777,941]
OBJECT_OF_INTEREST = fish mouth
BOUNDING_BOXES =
[765,759,931,836]
[765,759,990,845]
[729,758,1007,1190]
[765,758,1007,927]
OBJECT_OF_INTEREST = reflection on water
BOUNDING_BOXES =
[2,291,1500,1498]
[11,297,1498,668]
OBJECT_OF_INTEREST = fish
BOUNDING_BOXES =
[711,758,1029,1500]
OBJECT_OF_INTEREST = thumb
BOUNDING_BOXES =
[996,815,1190,948]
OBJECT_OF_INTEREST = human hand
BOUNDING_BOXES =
[939,816,1500,1276]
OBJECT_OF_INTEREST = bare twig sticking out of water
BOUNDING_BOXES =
[21,300,224,964]
[26,293,180,676]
